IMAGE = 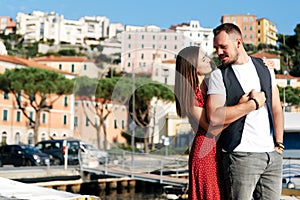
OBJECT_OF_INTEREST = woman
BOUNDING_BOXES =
[174,46,225,200]
[174,46,275,200]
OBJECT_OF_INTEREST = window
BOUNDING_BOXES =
[114,119,117,129]
[128,34,131,39]
[28,132,34,145]
[128,44,131,48]
[122,120,125,129]
[244,17,248,22]
[17,92,21,101]
[152,44,155,49]
[74,116,78,127]
[164,35,167,40]
[2,110,8,121]
[42,113,46,124]
[71,64,75,73]
[141,35,144,39]
[4,92,9,99]
[63,115,67,125]
[15,132,20,144]
[64,96,68,107]
[88,24,94,32]
[250,26,253,31]
[141,53,144,59]
[1,132,7,145]
[128,53,131,58]
[16,111,21,122]
[30,94,35,102]
[59,64,62,70]
[153,35,155,40]
[141,44,144,48]
[244,26,247,30]
[29,112,33,126]
[85,117,89,126]
[83,64,87,70]
[164,54,167,59]
[40,133,46,141]
[174,36,177,40]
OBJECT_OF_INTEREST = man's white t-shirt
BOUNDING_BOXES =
[208,57,276,152]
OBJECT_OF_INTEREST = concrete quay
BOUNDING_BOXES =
[0,177,99,200]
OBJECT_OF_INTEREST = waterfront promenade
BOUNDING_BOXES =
[0,152,299,199]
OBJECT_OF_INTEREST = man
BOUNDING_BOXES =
[206,23,284,200]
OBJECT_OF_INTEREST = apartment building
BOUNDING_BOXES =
[221,14,257,45]
[257,18,278,46]
[0,54,75,145]
[16,11,110,45]
[120,25,189,74]
[33,56,104,78]
[151,58,176,86]
[221,14,278,46]
[171,20,214,56]
[0,16,16,35]
[250,51,280,71]
[74,97,127,149]
[79,16,110,45]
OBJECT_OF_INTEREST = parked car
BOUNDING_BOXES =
[35,138,80,165]
[80,142,109,164]
[0,144,51,167]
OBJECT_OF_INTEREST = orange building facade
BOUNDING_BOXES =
[0,55,128,148]
[221,14,257,45]
[0,55,75,145]
[73,97,127,149]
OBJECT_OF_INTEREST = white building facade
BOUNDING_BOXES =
[16,11,110,45]
[174,20,214,56]
[120,25,191,74]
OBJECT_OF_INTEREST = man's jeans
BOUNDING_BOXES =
[222,151,283,200]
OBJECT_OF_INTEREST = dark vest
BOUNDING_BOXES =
[219,57,274,152]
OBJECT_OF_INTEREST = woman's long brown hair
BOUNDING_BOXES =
[174,46,199,118]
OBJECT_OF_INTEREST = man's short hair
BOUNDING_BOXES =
[213,23,242,38]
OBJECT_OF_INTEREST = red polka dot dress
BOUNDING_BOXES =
[188,88,224,200]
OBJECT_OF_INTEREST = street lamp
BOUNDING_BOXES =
[283,78,290,112]
[131,64,135,165]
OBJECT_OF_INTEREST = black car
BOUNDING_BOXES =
[35,139,80,165]
[0,145,51,167]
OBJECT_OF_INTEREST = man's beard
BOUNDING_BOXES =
[221,51,239,66]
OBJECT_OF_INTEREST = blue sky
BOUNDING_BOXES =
[0,0,299,35]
